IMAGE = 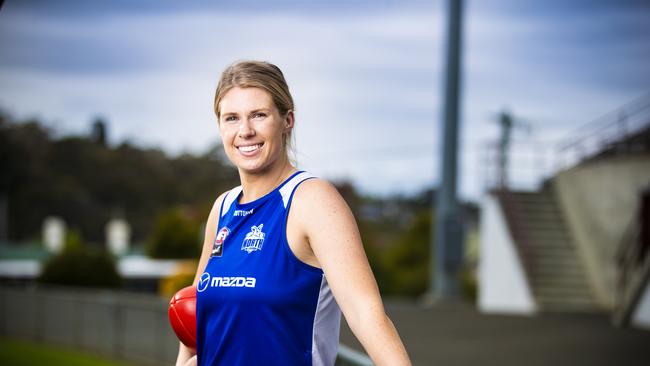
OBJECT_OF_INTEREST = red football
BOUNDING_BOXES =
[168,285,197,350]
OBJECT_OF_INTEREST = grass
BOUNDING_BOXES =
[0,337,133,366]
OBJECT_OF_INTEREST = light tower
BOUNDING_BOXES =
[431,0,465,300]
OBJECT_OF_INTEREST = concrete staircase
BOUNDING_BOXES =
[500,189,600,312]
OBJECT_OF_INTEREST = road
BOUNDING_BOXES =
[339,300,650,366]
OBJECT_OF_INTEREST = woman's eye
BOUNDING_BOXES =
[252,112,266,119]
[224,115,238,122]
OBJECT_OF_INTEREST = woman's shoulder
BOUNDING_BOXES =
[291,177,348,213]
[289,177,357,238]
[206,189,233,225]
[295,176,339,198]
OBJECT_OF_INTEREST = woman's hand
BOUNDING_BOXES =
[182,355,197,366]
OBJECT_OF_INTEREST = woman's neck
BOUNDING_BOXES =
[238,161,296,204]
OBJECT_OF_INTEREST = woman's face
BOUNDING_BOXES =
[218,86,293,175]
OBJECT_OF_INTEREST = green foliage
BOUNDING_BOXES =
[38,230,121,288]
[460,267,478,303]
[0,112,238,243]
[63,229,83,252]
[381,211,432,297]
[146,208,202,259]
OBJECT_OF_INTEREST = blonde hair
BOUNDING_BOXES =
[214,61,296,159]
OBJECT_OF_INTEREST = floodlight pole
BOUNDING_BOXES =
[431,0,465,300]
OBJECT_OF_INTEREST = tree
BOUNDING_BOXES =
[0,111,238,244]
[381,211,432,297]
[146,207,202,259]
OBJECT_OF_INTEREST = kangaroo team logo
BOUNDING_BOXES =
[212,227,229,257]
[241,224,265,253]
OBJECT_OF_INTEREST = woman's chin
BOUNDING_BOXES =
[235,160,267,175]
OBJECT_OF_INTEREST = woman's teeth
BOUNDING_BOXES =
[239,144,261,152]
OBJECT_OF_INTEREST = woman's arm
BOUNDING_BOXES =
[175,192,227,366]
[290,179,411,366]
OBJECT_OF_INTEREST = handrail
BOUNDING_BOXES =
[558,93,650,152]
[481,92,650,193]
[614,215,641,309]
[613,185,650,326]
[493,190,537,290]
[555,91,650,170]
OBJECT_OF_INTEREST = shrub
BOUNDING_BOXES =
[38,230,121,288]
[146,208,201,259]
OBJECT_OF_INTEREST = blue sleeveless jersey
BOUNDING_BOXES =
[196,171,341,366]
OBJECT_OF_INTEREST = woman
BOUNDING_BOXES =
[176,61,411,366]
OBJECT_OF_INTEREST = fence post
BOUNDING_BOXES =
[113,294,124,360]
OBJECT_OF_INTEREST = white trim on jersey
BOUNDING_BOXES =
[311,275,341,366]
[221,186,243,218]
[279,172,315,208]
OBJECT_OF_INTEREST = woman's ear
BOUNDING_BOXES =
[284,110,295,131]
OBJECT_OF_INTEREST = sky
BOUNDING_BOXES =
[1,0,649,200]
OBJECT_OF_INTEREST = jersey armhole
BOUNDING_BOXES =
[206,189,234,265]
[217,191,227,224]
[282,177,323,274]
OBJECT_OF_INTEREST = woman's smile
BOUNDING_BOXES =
[237,142,264,156]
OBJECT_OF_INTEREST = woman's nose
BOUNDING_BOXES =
[238,119,255,138]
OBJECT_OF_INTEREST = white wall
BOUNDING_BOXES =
[479,194,537,314]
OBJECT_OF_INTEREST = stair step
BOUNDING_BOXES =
[510,195,556,204]
[499,190,600,313]
[529,247,575,255]
[532,253,580,266]
[537,291,595,301]
[512,205,559,215]
[532,262,585,271]
[532,278,588,287]
[532,277,591,288]
[538,299,599,312]
[524,231,573,240]
[528,238,573,247]
[535,285,592,296]
[529,247,576,255]
[531,267,586,278]
[531,263,582,272]
[520,220,567,229]
[514,200,558,208]
[509,192,553,202]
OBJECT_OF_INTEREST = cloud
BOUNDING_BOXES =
[1,1,648,200]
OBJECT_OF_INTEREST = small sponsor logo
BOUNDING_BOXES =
[212,227,229,257]
[234,208,254,217]
[197,272,256,292]
[197,272,211,292]
[241,224,265,253]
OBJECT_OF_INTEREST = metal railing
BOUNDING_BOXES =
[613,186,650,326]
[481,92,650,192]
[481,140,556,192]
[555,91,650,171]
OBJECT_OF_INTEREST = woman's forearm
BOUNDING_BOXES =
[347,311,411,366]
